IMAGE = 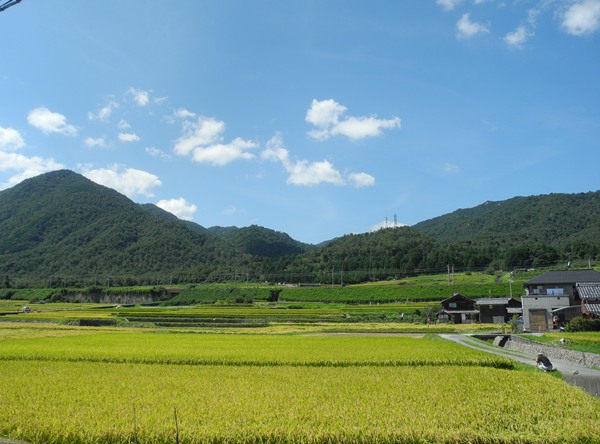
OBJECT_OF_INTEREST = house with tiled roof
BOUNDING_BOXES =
[438,293,479,324]
[475,297,522,324]
[576,282,600,317]
[521,269,600,332]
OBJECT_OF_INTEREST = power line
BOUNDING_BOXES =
[0,0,22,13]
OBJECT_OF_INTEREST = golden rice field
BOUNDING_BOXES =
[1,325,599,443]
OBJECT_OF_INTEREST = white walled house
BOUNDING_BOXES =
[521,270,600,332]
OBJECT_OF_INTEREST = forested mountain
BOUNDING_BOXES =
[141,204,312,258]
[412,192,600,264]
[0,171,264,285]
[1,170,599,287]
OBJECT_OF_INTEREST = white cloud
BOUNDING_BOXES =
[174,117,225,156]
[174,116,257,166]
[118,119,131,130]
[81,165,161,198]
[0,151,63,189]
[306,99,400,141]
[128,87,150,106]
[456,13,490,39]
[118,132,140,142]
[0,126,25,151]
[156,197,197,221]
[88,100,118,122]
[348,172,375,188]
[146,147,171,159]
[84,137,107,148]
[27,107,77,136]
[561,0,600,36]
[174,108,196,119]
[436,0,462,11]
[262,134,374,187]
[190,138,257,166]
[504,25,532,48]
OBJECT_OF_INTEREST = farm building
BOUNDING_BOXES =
[437,293,479,324]
[521,269,600,332]
[475,297,522,324]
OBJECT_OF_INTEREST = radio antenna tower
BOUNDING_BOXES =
[0,0,23,13]
[394,214,398,228]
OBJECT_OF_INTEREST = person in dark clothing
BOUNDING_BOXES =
[535,353,553,372]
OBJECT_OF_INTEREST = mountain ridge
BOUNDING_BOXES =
[1,170,599,285]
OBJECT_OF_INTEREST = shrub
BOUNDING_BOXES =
[565,317,600,332]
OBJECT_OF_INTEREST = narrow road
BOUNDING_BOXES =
[441,333,600,398]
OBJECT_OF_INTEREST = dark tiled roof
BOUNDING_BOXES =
[523,270,600,286]
[577,282,600,298]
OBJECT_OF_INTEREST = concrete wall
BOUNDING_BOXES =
[504,335,600,368]
[521,295,570,331]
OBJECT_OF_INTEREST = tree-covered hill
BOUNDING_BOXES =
[1,170,599,287]
[141,204,312,258]
[412,192,600,263]
[0,170,259,285]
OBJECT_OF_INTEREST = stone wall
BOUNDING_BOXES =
[504,335,600,368]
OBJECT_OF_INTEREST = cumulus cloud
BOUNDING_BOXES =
[305,99,400,141]
[173,116,257,166]
[0,151,63,190]
[348,172,375,188]
[173,108,196,119]
[118,119,131,130]
[504,25,532,48]
[118,132,140,142]
[456,13,490,39]
[156,197,197,221]
[84,137,107,148]
[561,0,600,36]
[128,87,150,106]
[261,134,374,188]
[436,0,462,11]
[27,107,77,136]
[81,165,161,198]
[88,100,118,122]
[0,126,25,151]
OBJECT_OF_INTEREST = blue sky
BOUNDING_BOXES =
[1,0,599,244]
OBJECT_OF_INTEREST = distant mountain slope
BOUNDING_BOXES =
[412,192,600,248]
[0,170,249,282]
[224,225,313,258]
[141,205,312,257]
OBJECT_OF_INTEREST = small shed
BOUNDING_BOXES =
[438,293,479,324]
[476,297,522,324]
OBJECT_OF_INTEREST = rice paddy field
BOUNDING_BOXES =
[1,322,600,443]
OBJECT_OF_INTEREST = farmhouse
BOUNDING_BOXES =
[521,269,600,332]
[438,293,479,324]
[475,297,522,324]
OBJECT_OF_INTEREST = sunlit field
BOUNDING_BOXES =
[1,325,599,443]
